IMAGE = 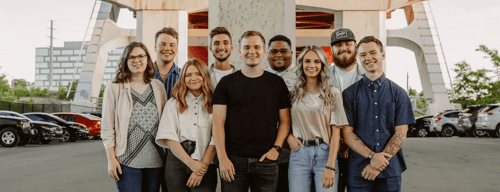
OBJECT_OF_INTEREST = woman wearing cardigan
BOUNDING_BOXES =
[101,41,168,192]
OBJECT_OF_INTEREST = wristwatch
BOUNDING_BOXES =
[273,145,282,153]
[367,151,375,159]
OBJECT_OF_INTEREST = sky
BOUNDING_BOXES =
[0,0,499,93]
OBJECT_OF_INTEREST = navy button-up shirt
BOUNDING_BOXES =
[342,74,415,178]
[155,62,180,100]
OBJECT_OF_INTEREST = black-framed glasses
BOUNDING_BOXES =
[269,49,290,54]
[127,54,147,61]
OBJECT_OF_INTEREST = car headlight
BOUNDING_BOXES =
[41,126,49,130]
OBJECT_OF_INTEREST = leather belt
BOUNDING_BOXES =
[298,138,325,147]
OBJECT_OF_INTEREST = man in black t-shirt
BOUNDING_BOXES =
[212,30,291,192]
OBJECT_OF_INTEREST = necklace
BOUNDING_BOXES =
[159,72,168,76]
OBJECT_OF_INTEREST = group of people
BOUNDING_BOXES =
[101,26,415,192]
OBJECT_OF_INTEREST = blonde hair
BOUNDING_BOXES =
[291,45,336,111]
[172,59,214,113]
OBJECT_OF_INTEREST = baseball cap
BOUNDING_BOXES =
[330,28,356,46]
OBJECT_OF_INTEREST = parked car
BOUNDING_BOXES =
[0,115,34,147]
[429,110,464,137]
[457,105,488,137]
[23,112,88,142]
[53,113,101,140]
[0,111,63,144]
[475,103,500,138]
[409,115,433,137]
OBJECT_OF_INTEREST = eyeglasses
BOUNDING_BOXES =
[269,49,290,54]
[127,54,147,61]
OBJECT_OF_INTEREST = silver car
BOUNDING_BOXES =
[475,103,500,138]
[429,110,464,137]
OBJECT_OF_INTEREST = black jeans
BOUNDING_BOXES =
[221,155,279,192]
[165,141,217,192]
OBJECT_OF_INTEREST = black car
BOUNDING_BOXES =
[0,111,63,144]
[0,115,34,147]
[23,113,88,142]
[409,115,434,137]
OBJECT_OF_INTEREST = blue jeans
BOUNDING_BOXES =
[116,164,161,192]
[288,144,339,192]
[221,155,279,192]
[347,174,401,192]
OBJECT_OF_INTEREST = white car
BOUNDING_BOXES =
[475,104,500,138]
[429,110,464,137]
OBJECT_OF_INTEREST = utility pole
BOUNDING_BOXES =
[407,72,409,95]
[49,20,54,91]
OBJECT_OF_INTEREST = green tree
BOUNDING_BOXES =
[476,45,500,81]
[450,60,492,106]
[0,75,17,101]
[408,87,417,96]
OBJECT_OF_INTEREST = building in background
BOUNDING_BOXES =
[34,41,123,90]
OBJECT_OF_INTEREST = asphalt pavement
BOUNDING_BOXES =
[1,138,500,192]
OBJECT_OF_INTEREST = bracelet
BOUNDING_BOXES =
[325,166,338,173]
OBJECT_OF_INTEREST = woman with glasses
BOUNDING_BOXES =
[101,41,168,192]
[287,45,349,192]
[156,58,217,192]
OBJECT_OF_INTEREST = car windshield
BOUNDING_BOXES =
[44,113,67,123]
[82,114,101,120]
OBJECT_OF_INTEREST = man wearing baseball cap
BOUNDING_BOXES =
[329,28,365,192]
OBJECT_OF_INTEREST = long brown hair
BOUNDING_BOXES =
[113,42,156,84]
[172,59,214,114]
[291,45,336,111]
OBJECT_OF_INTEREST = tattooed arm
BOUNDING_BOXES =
[342,125,372,158]
[382,125,408,160]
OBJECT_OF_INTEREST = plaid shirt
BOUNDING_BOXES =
[154,62,180,100]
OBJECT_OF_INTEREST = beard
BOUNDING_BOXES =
[213,49,231,62]
[332,49,357,69]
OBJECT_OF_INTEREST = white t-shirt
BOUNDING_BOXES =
[334,65,359,91]
[213,67,233,84]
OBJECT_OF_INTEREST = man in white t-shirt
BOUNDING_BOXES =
[208,27,237,87]
[329,28,365,192]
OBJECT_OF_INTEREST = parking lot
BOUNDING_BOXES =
[1,138,500,192]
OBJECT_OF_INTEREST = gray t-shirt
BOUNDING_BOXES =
[334,65,360,91]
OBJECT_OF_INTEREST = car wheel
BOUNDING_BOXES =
[0,128,20,147]
[417,128,428,138]
[473,126,488,137]
[495,124,500,138]
[30,129,41,144]
[69,132,76,142]
[17,136,31,146]
[441,125,455,137]
[61,130,71,142]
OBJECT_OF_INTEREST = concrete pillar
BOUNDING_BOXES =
[335,10,387,71]
[387,2,461,115]
[136,11,188,68]
[208,0,296,69]
[73,2,135,106]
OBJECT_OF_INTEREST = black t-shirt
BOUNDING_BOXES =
[212,70,290,158]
